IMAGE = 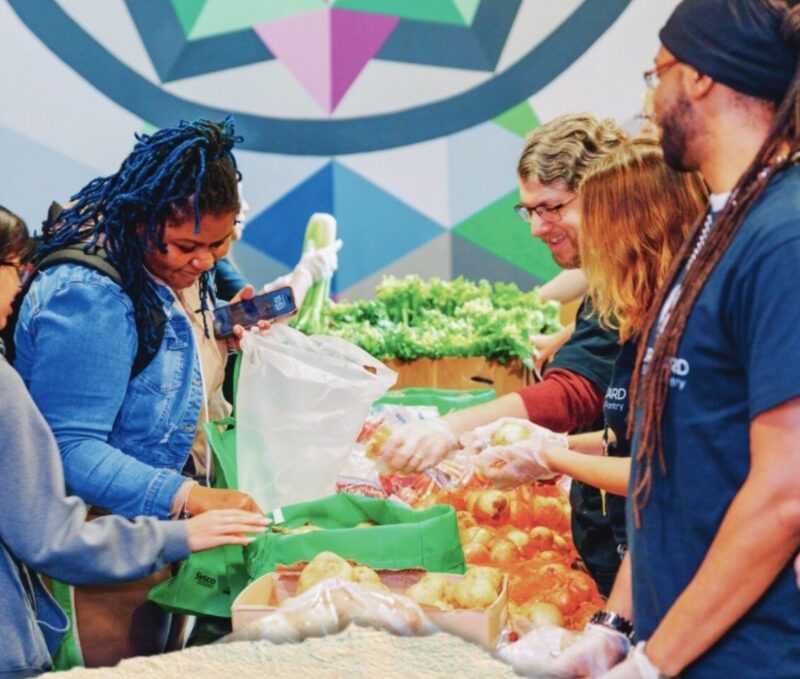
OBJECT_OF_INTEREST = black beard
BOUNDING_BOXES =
[659,94,695,172]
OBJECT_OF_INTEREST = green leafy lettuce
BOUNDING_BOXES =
[317,275,561,363]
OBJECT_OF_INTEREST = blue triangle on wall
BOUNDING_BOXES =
[242,162,335,269]
[241,161,444,293]
[331,163,445,291]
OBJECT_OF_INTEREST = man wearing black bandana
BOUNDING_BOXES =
[550,1,800,678]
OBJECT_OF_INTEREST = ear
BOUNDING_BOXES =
[683,67,714,101]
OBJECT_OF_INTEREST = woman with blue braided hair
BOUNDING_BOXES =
[13,117,266,666]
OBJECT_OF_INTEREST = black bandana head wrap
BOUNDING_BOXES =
[660,0,797,102]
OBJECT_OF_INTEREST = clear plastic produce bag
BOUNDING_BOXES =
[493,623,578,677]
[236,325,396,512]
[222,579,436,644]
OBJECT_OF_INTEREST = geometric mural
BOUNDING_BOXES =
[2,0,680,298]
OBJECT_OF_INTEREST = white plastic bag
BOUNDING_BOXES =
[222,579,436,645]
[236,325,396,511]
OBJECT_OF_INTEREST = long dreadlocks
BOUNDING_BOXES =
[40,117,242,361]
[627,1,800,527]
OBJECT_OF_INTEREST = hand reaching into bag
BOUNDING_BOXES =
[186,509,269,551]
[376,418,459,474]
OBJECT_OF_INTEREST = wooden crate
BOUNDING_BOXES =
[383,356,532,396]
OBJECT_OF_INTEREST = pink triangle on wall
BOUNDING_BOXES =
[329,8,398,111]
[254,8,397,114]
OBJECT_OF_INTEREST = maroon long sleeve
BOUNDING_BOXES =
[516,367,605,432]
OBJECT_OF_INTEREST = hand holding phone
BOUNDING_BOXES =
[213,286,297,339]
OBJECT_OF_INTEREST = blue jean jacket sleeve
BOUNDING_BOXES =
[15,271,186,518]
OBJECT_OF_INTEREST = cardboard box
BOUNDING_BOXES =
[384,357,532,396]
[232,567,509,649]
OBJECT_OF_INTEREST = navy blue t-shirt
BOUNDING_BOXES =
[603,339,636,553]
[629,168,800,678]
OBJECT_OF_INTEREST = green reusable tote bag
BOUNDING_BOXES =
[245,493,465,580]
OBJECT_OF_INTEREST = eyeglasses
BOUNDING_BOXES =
[643,59,678,90]
[0,260,33,286]
[514,194,576,224]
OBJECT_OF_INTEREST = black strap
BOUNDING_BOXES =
[35,245,165,379]
[36,244,122,286]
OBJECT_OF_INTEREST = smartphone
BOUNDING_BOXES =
[213,286,297,338]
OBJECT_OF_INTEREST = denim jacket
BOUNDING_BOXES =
[14,263,204,519]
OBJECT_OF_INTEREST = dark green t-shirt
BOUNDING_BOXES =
[548,296,620,391]
[549,296,621,595]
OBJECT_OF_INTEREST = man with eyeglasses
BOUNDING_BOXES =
[377,112,627,596]
[550,1,800,678]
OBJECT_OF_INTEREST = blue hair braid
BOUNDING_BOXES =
[41,116,242,362]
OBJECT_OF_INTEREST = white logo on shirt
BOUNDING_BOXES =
[643,347,690,390]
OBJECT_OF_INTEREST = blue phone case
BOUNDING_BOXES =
[213,286,296,338]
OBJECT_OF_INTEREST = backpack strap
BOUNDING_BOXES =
[35,244,166,379]
[36,244,122,286]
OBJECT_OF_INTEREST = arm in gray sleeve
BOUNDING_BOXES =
[0,360,190,585]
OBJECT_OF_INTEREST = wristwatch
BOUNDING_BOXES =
[590,610,634,639]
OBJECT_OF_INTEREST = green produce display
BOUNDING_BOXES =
[316,275,560,363]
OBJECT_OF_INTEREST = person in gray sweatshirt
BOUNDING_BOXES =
[0,206,268,677]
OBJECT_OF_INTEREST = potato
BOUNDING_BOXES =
[296,552,354,594]
[405,579,453,611]
[463,566,502,593]
[452,576,498,609]
[491,421,531,446]
[352,565,388,592]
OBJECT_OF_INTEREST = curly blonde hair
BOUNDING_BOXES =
[578,138,708,343]
[517,113,628,189]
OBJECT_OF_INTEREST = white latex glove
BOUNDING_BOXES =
[494,624,564,676]
[459,417,565,455]
[597,642,669,679]
[295,239,343,283]
[474,437,556,487]
[377,418,458,474]
[260,273,293,294]
[550,623,631,678]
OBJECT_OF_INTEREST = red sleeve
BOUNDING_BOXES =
[516,368,605,432]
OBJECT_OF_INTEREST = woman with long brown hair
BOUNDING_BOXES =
[476,138,707,534]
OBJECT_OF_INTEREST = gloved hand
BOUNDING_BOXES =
[493,624,565,676]
[473,437,556,487]
[295,239,343,283]
[376,418,459,474]
[549,623,631,678]
[597,642,670,679]
[459,417,566,455]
